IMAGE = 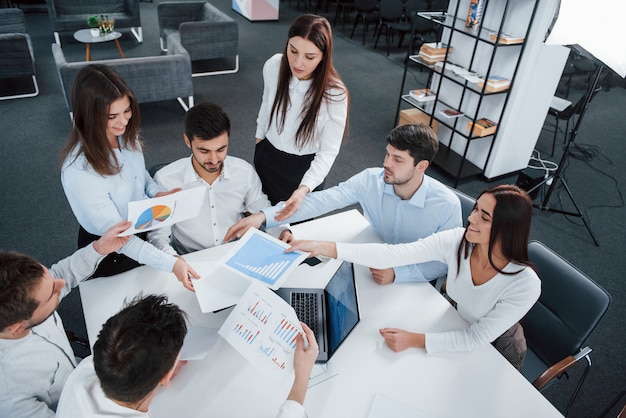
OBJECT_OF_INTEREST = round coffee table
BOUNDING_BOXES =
[73,29,125,61]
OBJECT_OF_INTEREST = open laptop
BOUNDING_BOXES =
[275,261,360,362]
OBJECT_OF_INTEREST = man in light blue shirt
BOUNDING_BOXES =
[225,124,462,284]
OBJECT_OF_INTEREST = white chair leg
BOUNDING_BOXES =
[54,32,61,46]
[159,36,167,52]
[177,96,193,112]
[131,27,143,43]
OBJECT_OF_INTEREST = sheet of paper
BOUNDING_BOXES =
[190,261,251,313]
[120,187,206,236]
[368,394,435,418]
[179,326,219,361]
[221,228,308,290]
[218,282,305,378]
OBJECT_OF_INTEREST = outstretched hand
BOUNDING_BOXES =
[287,240,338,259]
[223,212,266,242]
[275,185,309,221]
[379,328,425,352]
[93,221,132,255]
[172,257,199,292]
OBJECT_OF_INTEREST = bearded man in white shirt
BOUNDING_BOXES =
[149,102,290,255]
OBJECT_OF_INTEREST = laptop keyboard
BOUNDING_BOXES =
[290,292,318,337]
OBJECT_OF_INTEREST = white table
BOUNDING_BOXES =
[80,209,563,418]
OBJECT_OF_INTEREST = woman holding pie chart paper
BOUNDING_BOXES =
[60,64,198,290]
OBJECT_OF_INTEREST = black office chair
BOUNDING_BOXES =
[373,0,403,55]
[521,241,611,416]
[447,186,475,224]
[387,0,432,52]
[349,0,379,45]
[547,82,601,157]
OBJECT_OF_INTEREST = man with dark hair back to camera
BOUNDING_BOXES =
[225,123,462,285]
[148,101,290,256]
[56,295,319,417]
[0,221,131,418]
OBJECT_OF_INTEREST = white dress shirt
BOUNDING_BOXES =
[56,356,307,418]
[149,156,285,255]
[255,53,348,191]
[61,142,177,273]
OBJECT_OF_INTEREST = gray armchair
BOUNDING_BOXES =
[158,1,239,77]
[52,34,193,119]
[0,8,38,100]
[45,0,142,46]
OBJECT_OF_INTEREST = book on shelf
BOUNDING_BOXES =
[489,32,525,44]
[466,118,497,136]
[420,42,453,55]
[417,52,447,63]
[439,108,464,119]
[465,0,485,31]
[477,75,510,92]
[409,88,437,102]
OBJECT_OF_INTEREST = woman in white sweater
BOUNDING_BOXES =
[254,14,349,217]
[287,184,540,369]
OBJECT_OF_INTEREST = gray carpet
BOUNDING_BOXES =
[1,0,625,416]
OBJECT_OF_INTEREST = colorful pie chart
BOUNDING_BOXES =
[134,205,172,230]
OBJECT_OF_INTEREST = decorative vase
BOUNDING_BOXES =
[90,28,100,37]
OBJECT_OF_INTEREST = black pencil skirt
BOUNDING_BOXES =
[254,139,323,205]
[78,226,142,278]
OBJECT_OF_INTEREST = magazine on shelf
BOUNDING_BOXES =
[439,109,464,119]
[409,89,437,102]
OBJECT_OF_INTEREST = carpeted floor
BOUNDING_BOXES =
[1,0,624,416]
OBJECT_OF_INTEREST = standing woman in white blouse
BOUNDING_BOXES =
[287,185,540,370]
[59,65,198,291]
[254,14,349,217]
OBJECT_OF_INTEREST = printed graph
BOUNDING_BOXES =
[134,205,171,230]
[248,300,272,325]
[273,318,299,349]
[233,323,260,345]
[224,231,303,286]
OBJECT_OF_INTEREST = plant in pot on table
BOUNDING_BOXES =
[88,15,100,37]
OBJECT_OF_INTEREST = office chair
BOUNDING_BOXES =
[373,0,403,55]
[547,82,601,157]
[521,241,611,416]
[387,0,431,52]
[447,186,475,223]
[349,0,379,45]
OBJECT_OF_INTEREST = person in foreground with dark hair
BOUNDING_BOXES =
[286,185,540,370]
[56,295,319,417]
[0,221,131,418]
[226,123,462,285]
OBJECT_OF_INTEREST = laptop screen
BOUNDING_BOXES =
[325,262,360,356]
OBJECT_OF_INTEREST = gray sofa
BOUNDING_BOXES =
[45,0,143,46]
[0,8,38,100]
[157,1,239,77]
[52,35,194,118]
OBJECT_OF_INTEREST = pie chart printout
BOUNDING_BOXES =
[135,205,172,230]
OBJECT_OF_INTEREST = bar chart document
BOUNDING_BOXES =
[219,282,305,377]
[222,228,308,289]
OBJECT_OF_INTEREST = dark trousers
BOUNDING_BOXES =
[78,226,142,278]
[253,139,323,205]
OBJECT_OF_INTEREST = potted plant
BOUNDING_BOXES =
[87,15,100,37]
